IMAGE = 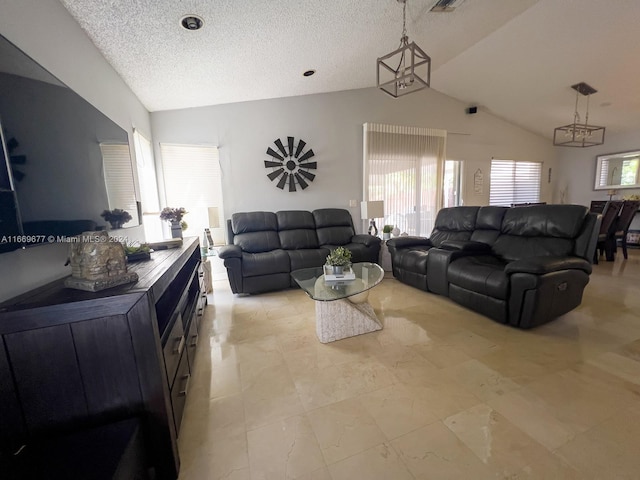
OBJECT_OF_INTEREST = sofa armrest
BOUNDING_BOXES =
[505,256,592,275]
[386,236,432,250]
[351,234,382,248]
[218,244,242,259]
[440,240,492,252]
[426,247,483,296]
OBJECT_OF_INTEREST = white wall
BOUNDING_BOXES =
[0,0,151,302]
[151,86,558,234]
[554,130,640,206]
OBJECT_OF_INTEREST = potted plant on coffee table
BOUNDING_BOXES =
[325,246,352,275]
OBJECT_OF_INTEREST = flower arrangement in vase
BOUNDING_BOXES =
[160,207,188,238]
[100,208,132,229]
[382,224,393,240]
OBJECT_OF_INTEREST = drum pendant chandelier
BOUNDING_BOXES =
[377,0,431,98]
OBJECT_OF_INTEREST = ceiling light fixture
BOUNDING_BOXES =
[553,82,605,147]
[377,0,431,98]
[180,15,204,31]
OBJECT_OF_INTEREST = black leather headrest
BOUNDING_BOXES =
[232,212,278,234]
[434,206,479,231]
[276,210,316,231]
[501,205,588,238]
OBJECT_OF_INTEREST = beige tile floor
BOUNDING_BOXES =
[178,249,640,479]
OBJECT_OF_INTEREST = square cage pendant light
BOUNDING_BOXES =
[377,0,431,98]
[553,82,605,147]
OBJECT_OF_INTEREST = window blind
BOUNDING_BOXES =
[100,142,139,223]
[133,129,159,213]
[489,159,542,206]
[133,129,163,240]
[160,143,224,243]
[363,123,446,236]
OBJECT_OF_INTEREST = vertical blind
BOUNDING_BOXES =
[160,143,224,243]
[489,159,542,206]
[363,123,446,236]
[100,142,139,224]
[133,129,163,240]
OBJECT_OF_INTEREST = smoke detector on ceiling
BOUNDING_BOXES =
[430,0,466,12]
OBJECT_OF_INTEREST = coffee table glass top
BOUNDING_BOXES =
[291,262,384,302]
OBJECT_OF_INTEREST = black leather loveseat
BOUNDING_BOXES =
[218,209,381,294]
[386,204,600,328]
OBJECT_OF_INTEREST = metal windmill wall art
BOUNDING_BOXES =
[264,136,316,192]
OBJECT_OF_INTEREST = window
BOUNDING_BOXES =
[363,123,446,236]
[160,143,224,244]
[133,129,162,240]
[100,142,139,225]
[443,160,462,208]
[489,159,541,206]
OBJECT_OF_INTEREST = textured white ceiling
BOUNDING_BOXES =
[59,0,640,139]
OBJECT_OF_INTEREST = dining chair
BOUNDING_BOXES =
[594,200,623,263]
[613,200,640,259]
[589,200,608,214]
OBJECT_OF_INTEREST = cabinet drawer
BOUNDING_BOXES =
[170,351,190,434]
[163,313,185,386]
[186,315,199,370]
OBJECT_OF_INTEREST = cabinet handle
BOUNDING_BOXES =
[190,333,198,347]
[199,272,204,278]
[174,335,185,355]
[179,373,191,397]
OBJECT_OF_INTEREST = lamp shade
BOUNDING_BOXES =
[208,207,220,228]
[360,201,384,220]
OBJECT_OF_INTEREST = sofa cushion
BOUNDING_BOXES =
[470,206,507,245]
[277,211,319,249]
[234,231,282,253]
[393,248,429,274]
[286,249,330,271]
[447,255,509,300]
[232,211,278,234]
[242,250,290,277]
[429,206,479,247]
[313,208,355,246]
[493,205,588,262]
[232,212,282,253]
[501,205,587,238]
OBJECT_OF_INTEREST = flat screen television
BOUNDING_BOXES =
[0,33,140,253]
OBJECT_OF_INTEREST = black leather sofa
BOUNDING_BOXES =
[387,204,600,328]
[218,209,381,294]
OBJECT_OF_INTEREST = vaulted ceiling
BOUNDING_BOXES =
[59,0,640,140]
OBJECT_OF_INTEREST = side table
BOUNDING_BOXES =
[379,240,392,272]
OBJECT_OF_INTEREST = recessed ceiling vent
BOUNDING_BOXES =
[180,15,204,30]
[430,0,466,12]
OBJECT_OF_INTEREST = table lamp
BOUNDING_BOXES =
[360,201,384,236]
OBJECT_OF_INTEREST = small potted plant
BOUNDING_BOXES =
[160,207,188,238]
[325,246,352,275]
[101,208,132,229]
[382,224,393,241]
[123,241,151,262]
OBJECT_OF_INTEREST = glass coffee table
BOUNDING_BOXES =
[290,262,384,343]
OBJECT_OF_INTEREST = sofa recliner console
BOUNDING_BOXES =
[387,204,600,328]
[218,209,381,294]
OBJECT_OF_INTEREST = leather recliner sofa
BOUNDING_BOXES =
[218,209,381,294]
[386,204,600,329]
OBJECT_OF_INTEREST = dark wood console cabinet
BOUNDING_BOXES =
[0,237,206,479]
